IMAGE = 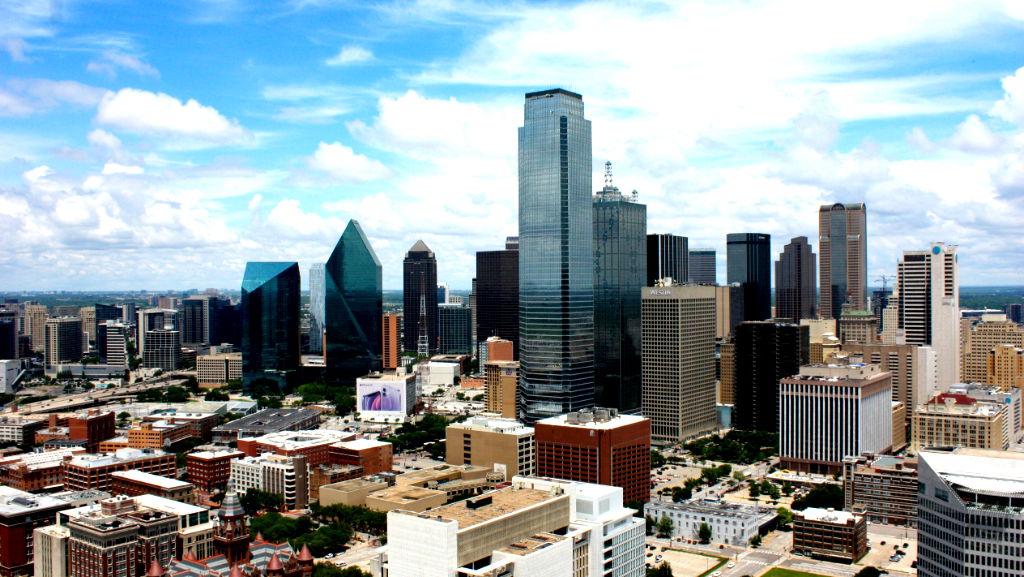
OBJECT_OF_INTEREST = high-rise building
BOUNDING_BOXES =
[594,162,646,413]
[240,262,301,391]
[1006,303,1024,324]
[917,448,1024,577]
[325,220,382,385]
[97,322,128,368]
[229,454,309,510]
[911,383,1021,451]
[485,360,519,419]
[403,240,438,356]
[518,88,594,423]
[989,344,1024,390]
[870,288,891,335]
[841,343,937,437]
[818,202,867,319]
[774,236,816,322]
[308,262,325,354]
[438,304,472,355]
[839,307,877,344]
[78,306,96,348]
[779,360,893,474]
[137,308,178,361]
[44,317,82,367]
[646,233,686,286]
[475,241,519,358]
[142,330,181,372]
[897,242,959,387]
[535,409,651,503]
[688,248,716,284]
[381,313,400,370]
[733,321,809,433]
[726,233,771,322]
[0,320,15,360]
[26,304,48,353]
[641,284,717,443]
[961,314,1023,385]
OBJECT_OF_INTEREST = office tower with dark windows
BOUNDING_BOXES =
[646,233,686,286]
[1006,303,1024,324]
[137,308,178,360]
[240,262,301,391]
[594,162,646,413]
[733,321,809,432]
[180,295,231,347]
[775,236,817,322]
[727,233,772,322]
[325,220,382,385]
[403,240,438,355]
[308,263,325,354]
[143,330,181,371]
[475,239,519,359]
[438,304,473,355]
[819,203,867,319]
[44,317,82,367]
[518,88,594,423]
[688,248,717,284]
[0,319,15,360]
[871,287,891,335]
[897,242,960,388]
[98,322,128,367]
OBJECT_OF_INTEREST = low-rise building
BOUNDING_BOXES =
[445,416,535,479]
[111,470,195,503]
[126,420,192,449]
[329,438,393,475]
[0,416,45,447]
[842,453,918,526]
[309,465,364,501]
[643,500,777,546]
[210,408,320,443]
[0,488,75,577]
[62,448,176,492]
[912,386,1019,451]
[196,353,241,388]
[792,507,868,564]
[0,447,84,492]
[185,449,244,494]
[229,454,309,511]
[319,464,497,512]
[237,428,351,467]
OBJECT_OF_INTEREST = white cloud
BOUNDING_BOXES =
[0,78,106,116]
[95,88,252,147]
[306,141,392,182]
[906,127,935,153]
[949,114,1004,153]
[86,51,160,78]
[325,46,373,66]
[101,162,144,175]
[3,37,28,62]
[990,66,1024,125]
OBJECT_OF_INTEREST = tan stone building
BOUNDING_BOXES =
[961,314,1024,384]
[718,340,735,405]
[989,344,1024,390]
[196,353,241,388]
[484,360,519,419]
[913,389,1017,451]
[445,417,535,479]
[841,343,938,435]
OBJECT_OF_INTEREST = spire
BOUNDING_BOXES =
[267,552,284,572]
[146,561,165,577]
[297,544,314,562]
[219,490,245,519]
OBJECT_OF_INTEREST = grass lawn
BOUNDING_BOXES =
[760,569,831,577]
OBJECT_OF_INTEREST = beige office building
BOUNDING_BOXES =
[78,306,96,349]
[989,344,1024,390]
[897,243,959,389]
[26,304,49,353]
[718,341,735,405]
[44,317,82,367]
[913,389,1016,451]
[839,308,877,345]
[445,417,535,479]
[485,360,519,419]
[843,454,918,527]
[642,284,717,443]
[961,314,1024,384]
[196,353,242,387]
[841,343,938,430]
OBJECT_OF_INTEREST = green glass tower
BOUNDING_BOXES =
[241,261,301,391]
[325,220,382,385]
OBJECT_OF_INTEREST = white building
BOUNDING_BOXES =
[0,359,24,394]
[643,500,777,546]
[228,453,309,510]
[427,361,460,387]
[897,242,959,388]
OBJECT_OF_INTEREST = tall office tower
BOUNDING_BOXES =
[25,304,48,353]
[870,288,891,335]
[518,88,594,423]
[843,343,937,430]
[475,243,519,359]
[120,302,137,325]
[44,317,82,367]
[726,233,771,322]
[818,202,867,319]
[774,236,816,322]
[989,344,1024,389]
[961,314,1023,384]
[0,320,15,360]
[594,162,646,413]
[79,306,96,347]
[485,360,519,419]
[94,303,121,342]
[137,308,178,359]
[733,321,809,433]
[438,304,473,355]
[779,360,892,474]
[469,277,477,344]
[240,262,301,391]
[688,248,717,284]
[646,233,687,286]
[897,242,959,387]
[308,262,325,354]
[382,313,400,370]
[917,448,1024,577]
[436,283,449,304]
[1006,303,1024,324]
[180,295,228,347]
[641,284,718,443]
[402,240,438,355]
[143,330,181,371]
[325,220,383,385]
[99,322,129,367]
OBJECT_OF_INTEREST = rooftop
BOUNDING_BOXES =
[498,532,565,556]
[399,486,565,529]
[67,448,170,468]
[647,499,776,520]
[451,417,534,435]
[0,486,67,516]
[134,493,208,516]
[798,507,861,524]
[247,428,349,449]
[188,449,245,460]
[536,408,646,430]
[213,408,319,432]
[334,438,390,450]
[921,448,1024,495]
[111,469,192,490]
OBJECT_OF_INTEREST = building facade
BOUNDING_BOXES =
[382,313,400,370]
[726,233,771,322]
[142,329,181,371]
[897,242,960,388]
[961,314,1023,385]
[308,262,325,354]
[403,240,438,356]
[475,243,519,359]
[446,417,535,479]
[485,360,519,419]
[646,233,686,286]
[438,304,472,355]
[688,248,716,284]
[733,321,809,433]
[792,508,867,563]
[324,220,382,385]
[818,203,867,318]
[229,454,309,511]
[240,262,301,391]
[775,236,817,323]
[643,500,776,546]
[842,454,918,526]
[45,317,82,368]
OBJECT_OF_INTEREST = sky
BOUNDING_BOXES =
[1,0,1023,291]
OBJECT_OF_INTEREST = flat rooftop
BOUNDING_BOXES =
[335,438,389,450]
[134,493,208,515]
[0,486,67,516]
[498,532,565,556]
[536,410,647,430]
[213,408,318,432]
[452,417,533,435]
[921,448,1024,495]
[408,486,565,529]
[111,469,192,490]
[67,448,170,468]
[188,449,245,460]
[249,429,349,448]
[648,500,775,520]
[799,507,861,524]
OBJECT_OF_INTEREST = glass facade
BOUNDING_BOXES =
[819,202,867,319]
[438,304,473,355]
[241,261,301,391]
[688,248,717,284]
[325,220,382,385]
[518,88,594,423]
[594,182,646,413]
[475,248,519,358]
[775,236,817,322]
[402,240,438,355]
[726,232,772,322]
[646,233,686,286]
[308,262,325,354]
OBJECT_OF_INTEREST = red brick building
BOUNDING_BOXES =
[0,487,73,577]
[185,449,244,493]
[63,448,176,492]
[237,430,351,468]
[0,447,84,492]
[68,410,116,453]
[329,439,393,475]
[534,409,651,503]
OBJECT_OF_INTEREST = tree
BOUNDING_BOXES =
[205,389,230,401]
[748,481,761,498]
[645,515,655,535]
[240,488,284,515]
[314,566,373,577]
[656,514,674,538]
[651,450,667,469]
[791,484,844,511]
[853,568,883,577]
[782,481,794,496]
[749,534,762,548]
[117,411,131,420]
[698,522,712,544]
[646,562,673,577]
[776,507,794,528]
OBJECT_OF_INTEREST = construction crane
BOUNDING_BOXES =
[876,274,894,292]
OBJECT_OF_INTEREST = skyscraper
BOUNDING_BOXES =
[44,317,82,367]
[240,262,301,391]
[402,240,438,355]
[382,314,400,370]
[438,304,473,355]
[733,321,809,432]
[593,162,646,413]
[646,233,686,286]
[308,263,325,354]
[775,236,817,322]
[325,220,382,385]
[819,203,867,319]
[897,242,959,387]
[475,239,519,358]
[688,248,717,284]
[726,233,771,322]
[518,88,594,423]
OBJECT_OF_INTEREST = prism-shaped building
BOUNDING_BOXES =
[241,262,301,391]
[325,220,382,385]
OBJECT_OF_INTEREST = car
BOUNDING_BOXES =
[712,572,722,577]
[727,562,735,568]
[324,554,334,559]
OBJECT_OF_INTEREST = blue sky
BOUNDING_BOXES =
[1,0,1023,291]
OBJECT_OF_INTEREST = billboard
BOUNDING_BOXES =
[357,374,415,422]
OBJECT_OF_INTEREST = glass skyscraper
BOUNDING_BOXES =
[518,88,594,423]
[726,232,772,322]
[775,236,817,322]
[308,262,325,354]
[594,163,646,413]
[241,261,301,391]
[325,220,382,385]
[819,202,867,319]
[403,240,438,355]
[646,233,686,286]
[475,244,519,358]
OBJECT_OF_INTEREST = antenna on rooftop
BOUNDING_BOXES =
[604,161,613,189]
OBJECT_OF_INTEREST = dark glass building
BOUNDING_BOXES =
[475,245,519,358]
[819,203,867,319]
[324,220,383,385]
[0,319,15,360]
[438,304,473,355]
[775,236,817,322]
[732,321,808,433]
[727,232,772,322]
[403,240,438,355]
[518,88,594,423]
[646,233,687,286]
[594,164,646,413]
[688,248,717,284]
[240,262,301,391]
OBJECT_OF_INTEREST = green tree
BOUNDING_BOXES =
[776,507,794,528]
[656,514,674,538]
[645,515,655,535]
[651,450,667,469]
[748,480,761,498]
[163,386,190,403]
[117,411,131,420]
[791,484,844,511]
[314,565,373,577]
[240,488,284,515]
[698,522,712,544]
[853,568,883,577]
[781,481,794,496]
[645,562,673,577]
[205,389,230,401]
[750,534,762,548]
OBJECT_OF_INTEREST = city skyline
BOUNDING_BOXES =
[1,2,1023,291]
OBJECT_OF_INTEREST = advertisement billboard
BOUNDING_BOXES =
[357,373,416,422]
